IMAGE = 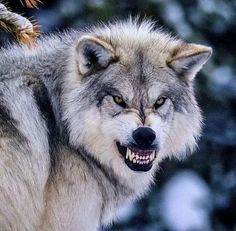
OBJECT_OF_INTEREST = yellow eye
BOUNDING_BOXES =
[113,96,122,103]
[113,96,126,108]
[154,96,167,109]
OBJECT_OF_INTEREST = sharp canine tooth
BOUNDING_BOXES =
[128,149,133,161]
[126,149,129,159]
[133,159,137,163]
[150,154,154,161]
[152,152,155,160]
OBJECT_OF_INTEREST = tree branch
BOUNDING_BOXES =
[0,2,40,47]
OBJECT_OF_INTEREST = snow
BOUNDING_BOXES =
[115,202,137,223]
[160,170,212,231]
[209,65,236,98]
[162,2,192,38]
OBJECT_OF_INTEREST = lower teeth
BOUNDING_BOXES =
[133,159,150,165]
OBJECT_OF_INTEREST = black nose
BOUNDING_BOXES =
[132,127,156,149]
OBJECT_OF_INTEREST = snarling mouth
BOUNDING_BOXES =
[116,142,158,172]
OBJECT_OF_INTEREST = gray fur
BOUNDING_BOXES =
[0,19,211,230]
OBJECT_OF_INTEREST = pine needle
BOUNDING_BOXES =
[20,0,42,8]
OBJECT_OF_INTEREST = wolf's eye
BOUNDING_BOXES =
[113,96,126,108]
[154,96,167,109]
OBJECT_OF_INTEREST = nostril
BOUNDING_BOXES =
[132,127,156,148]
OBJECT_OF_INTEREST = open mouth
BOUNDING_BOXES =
[116,142,158,172]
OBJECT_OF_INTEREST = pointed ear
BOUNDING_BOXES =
[75,35,117,76]
[167,43,212,81]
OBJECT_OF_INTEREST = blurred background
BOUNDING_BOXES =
[1,0,236,231]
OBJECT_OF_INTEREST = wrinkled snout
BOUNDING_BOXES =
[132,127,156,149]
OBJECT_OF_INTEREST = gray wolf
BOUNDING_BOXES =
[0,18,212,230]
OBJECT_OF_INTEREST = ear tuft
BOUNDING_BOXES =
[167,43,212,81]
[75,35,117,76]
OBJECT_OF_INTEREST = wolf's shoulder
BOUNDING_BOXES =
[0,75,50,146]
[0,30,78,79]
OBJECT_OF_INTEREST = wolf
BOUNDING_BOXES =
[0,18,212,230]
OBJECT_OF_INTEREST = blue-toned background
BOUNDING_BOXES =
[2,1,236,230]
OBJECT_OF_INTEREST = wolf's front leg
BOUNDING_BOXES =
[0,83,51,230]
[41,147,102,231]
[0,137,50,231]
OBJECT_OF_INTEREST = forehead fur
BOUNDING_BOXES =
[87,18,182,64]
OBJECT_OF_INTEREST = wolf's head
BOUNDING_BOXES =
[62,19,211,179]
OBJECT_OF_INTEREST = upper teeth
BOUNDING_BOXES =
[125,148,132,160]
[125,148,156,164]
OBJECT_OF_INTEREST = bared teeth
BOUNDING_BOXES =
[132,153,135,159]
[149,154,152,161]
[125,149,129,159]
[126,148,132,161]
[129,150,133,161]
[150,152,155,161]
[125,149,157,164]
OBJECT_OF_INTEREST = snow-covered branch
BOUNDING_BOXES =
[0,1,41,47]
